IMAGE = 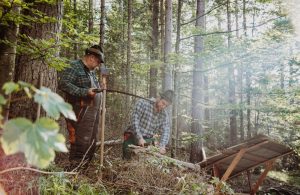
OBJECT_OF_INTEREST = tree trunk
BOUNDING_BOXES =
[73,0,78,59]
[163,0,173,91]
[149,0,159,98]
[100,0,105,48]
[227,0,237,146]
[160,0,165,61]
[10,0,63,120]
[190,0,205,163]
[243,0,247,36]
[239,66,244,141]
[88,0,94,33]
[171,0,183,158]
[126,0,132,110]
[246,70,251,138]
[0,3,20,90]
[235,0,239,37]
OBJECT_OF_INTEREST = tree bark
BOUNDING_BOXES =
[88,0,94,33]
[0,3,20,90]
[73,0,78,59]
[171,0,183,158]
[149,0,159,98]
[163,0,173,91]
[243,0,247,36]
[227,0,237,146]
[126,0,132,109]
[246,70,251,138]
[190,0,205,163]
[10,0,63,120]
[100,0,105,48]
[160,0,165,61]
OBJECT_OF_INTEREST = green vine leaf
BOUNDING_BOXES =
[34,87,76,121]
[0,117,68,168]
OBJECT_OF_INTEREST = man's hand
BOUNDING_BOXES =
[87,88,96,97]
[159,147,166,154]
[138,138,145,147]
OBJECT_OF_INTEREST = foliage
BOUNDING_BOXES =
[0,81,75,168]
[39,174,107,194]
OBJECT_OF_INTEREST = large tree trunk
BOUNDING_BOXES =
[190,0,205,163]
[149,0,159,98]
[0,3,20,90]
[10,0,63,120]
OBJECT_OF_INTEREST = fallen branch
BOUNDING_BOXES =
[129,145,200,170]
[96,139,122,146]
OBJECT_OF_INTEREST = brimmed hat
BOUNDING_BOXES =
[86,46,105,63]
[159,90,174,104]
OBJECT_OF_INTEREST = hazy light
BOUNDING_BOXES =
[285,0,300,41]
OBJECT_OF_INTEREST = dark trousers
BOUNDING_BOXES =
[66,105,100,165]
[122,132,155,160]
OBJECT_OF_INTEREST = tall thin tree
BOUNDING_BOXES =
[149,0,159,98]
[227,0,238,145]
[190,0,205,163]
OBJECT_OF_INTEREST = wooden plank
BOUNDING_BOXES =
[210,141,269,167]
[250,161,274,195]
[226,150,294,179]
[243,152,267,163]
[221,148,246,181]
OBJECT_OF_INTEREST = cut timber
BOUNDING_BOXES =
[129,145,200,170]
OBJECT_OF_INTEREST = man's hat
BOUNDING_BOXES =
[86,46,105,63]
[159,90,174,104]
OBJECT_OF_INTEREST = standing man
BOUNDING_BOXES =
[123,90,174,159]
[58,45,104,168]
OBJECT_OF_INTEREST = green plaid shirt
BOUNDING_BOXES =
[58,60,99,98]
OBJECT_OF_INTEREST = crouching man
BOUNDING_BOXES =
[122,90,174,160]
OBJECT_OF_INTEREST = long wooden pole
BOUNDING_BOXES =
[100,75,107,169]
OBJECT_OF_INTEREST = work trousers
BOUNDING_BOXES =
[122,132,155,160]
[66,104,100,164]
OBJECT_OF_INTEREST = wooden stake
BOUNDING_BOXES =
[99,75,107,169]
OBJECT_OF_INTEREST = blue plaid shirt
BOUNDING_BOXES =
[127,99,170,147]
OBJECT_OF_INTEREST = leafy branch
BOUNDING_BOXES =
[0,81,76,168]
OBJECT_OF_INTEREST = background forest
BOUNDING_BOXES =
[0,0,299,194]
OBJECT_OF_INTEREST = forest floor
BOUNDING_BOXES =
[1,144,300,194]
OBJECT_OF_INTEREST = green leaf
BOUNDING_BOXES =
[2,82,20,95]
[18,81,32,88]
[0,94,7,105]
[0,117,68,168]
[34,87,76,121]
